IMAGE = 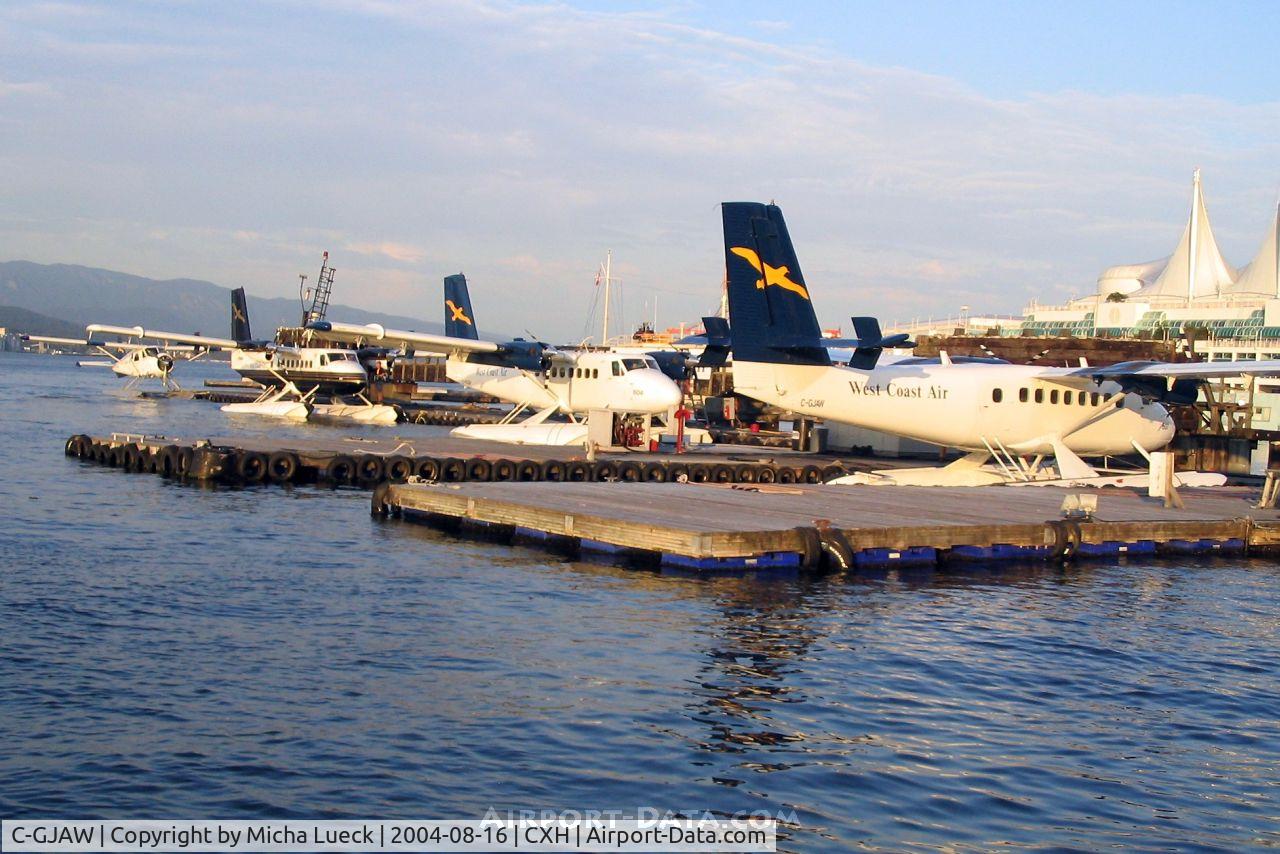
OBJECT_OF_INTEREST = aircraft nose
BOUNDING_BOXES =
[1139,402,1176,451]
[637,371,683,411]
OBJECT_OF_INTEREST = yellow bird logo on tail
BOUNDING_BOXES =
[232,305,247,323]
[446,300,473,325]
[729,247,810,300]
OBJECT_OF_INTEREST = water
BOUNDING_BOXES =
[2,351,1279,851]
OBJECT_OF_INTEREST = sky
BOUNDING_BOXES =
[2,0,1279,340]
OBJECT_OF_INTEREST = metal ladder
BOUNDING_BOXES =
[303,252,336,325]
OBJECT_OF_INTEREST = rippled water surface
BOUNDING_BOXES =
[2,352,1279,851]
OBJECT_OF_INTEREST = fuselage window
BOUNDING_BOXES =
[1018,388,1028,403]
[592,369,598,379]
[319,355,328,366]
[1079,393,1087,406]
[1091,392,1100,406]
[612,361,624,377]
[1034,388,1044,404]
[1050,390,1059,404]
[992,388,1003,403]
[1063,391,1072,405]
[1115,397,1124,409]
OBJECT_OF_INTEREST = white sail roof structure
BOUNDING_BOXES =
[1127,169,1237,302]
[1097,257,1169,297]
[1223,204,1280,298]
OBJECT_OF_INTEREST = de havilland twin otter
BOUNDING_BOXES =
[306,274,691,445]
[719,201,1280,486]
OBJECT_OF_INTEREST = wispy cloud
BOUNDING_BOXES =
[0,0,1277,334]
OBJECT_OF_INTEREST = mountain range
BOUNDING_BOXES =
[0,261,443,339]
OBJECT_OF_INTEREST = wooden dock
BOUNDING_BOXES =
[378,480,1280,570]
[64,433,849,486]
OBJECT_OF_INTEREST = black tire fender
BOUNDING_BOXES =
[238,451,269,482]
[267,451,300,483]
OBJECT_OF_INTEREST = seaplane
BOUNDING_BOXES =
[22,334,203,391]
[720,201,1280,487]
[84,289,396,423]
[306,273,687,445]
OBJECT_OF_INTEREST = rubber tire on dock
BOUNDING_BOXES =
[356,455,386,485]
[800,465,823,484]
[515,460,541,481]
[414,457,442,481]
[157,445,180,477]
[776,466,798,484]
[324,454,357,485]
[735,464,759,484]
[65,435,90,457]
[540,460,566,482]
[666,462,689,483]
[238,451,269,483]
[817,528,855,571]
[618,461,643,483]
[120,443,143,473]
[755,465,778,484]
[439,458,466,482]
[268,451,300,483]
[642,462,668,482]
[686,463,711,483]
[465,458,494,482]
[592,461,618,482]
[385,456,413,482]
[822,464,846,481]
[566,461,592,482]
[90,441,108,464]
[175,447,195,479]
[711,463,734,483]
[489,459,516,481]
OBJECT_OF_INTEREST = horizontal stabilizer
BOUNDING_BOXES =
[847,316,916,370]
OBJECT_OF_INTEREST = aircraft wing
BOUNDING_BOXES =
[85,324,237,350]
[306,321,501,355]
[23,334,92,346]
[1031,359,1280,404]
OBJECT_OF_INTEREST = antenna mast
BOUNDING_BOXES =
[601,249,612,345]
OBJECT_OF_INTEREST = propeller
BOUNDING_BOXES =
[157,352,175,373]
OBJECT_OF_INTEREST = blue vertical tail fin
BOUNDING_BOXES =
[231,287,252,343]
[721,202,829,366]
[444,274,478,340]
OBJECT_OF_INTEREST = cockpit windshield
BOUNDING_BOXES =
[622,358,659,372]
[327,352,355,362]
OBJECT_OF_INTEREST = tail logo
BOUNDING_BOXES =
[232,304,247,323]
[729,247,810,300]
[446,300,473,325]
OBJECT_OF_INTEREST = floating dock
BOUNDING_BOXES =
[65,433,847,486]
[376,480,1280,570]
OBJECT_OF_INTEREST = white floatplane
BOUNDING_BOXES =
[719,201,1280,487]
[23,334,203,391]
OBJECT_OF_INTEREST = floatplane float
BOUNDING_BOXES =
[719,201,1280,488]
